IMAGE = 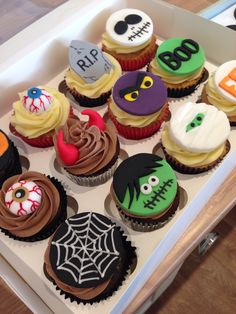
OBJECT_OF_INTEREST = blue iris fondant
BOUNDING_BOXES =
[27,87,42,99]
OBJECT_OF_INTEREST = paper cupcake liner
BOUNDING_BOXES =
[108,105,170,140]
[117,188,180,232]
[65,158,118,187]
[162,140,231,174]
[0,176,67,242]
[43,228,136,304]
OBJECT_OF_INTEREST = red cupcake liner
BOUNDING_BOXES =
[108,105,170,140]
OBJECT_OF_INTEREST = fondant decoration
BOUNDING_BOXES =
[106,8,153,47]
[169,102,230,152]
[113,71,167,115]
[5,180,42,216]
[214,60,236,104]
[112,153,177,216]
[81,109,105,131]
[69,40,113,83]
[0,130,9,156]
[157,38,205,75]
[57,129,80,166]
[186,113,205,132]
[23,87,53,113]
[50,212,124,288]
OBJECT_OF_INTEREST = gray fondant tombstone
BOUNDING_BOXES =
[69,40,114,83]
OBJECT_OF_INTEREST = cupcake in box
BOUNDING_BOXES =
[0,171,67,241]
[202,60,236,125]
[111,153,180,232]
[64,40,122,107]
[10,86,72,147]
[102,8,157,71]
[148,37,206,97]
[0,129,22,188]
[44,212,136,304]
[161,102,231,174]
[108,70,170,139]
[54,109,120,186]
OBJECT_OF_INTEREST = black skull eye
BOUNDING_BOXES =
[114,21,128,35]
[125,14,142,25]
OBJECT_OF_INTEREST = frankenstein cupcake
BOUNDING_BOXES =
[148,38,206,97]
[161,102,230,174]
[44,212,136,303]
[102,8,157,71]
[10,86,72,147]
[54,109,119,186]
[202,60,236,125]
[108,71,170,139]
[111,153,179,231]
[0,171,67,241]
[0,130,22,188]
[64,40,121,107]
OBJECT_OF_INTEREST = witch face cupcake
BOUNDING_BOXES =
[108,71,170,139]
[111,153,179,231]
[148,38,206,97]
[0,130,22,188]
[54,109,119,186]
[202,60,236,125]
[161,102,231,174]
[10,86,72,147]
[64,40,122,107]
[102,8,157,71]
[0,171,67,241]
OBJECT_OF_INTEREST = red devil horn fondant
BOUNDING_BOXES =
[81,109,105,131]
[57,129,80,166]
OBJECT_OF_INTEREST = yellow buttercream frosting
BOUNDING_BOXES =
[102,32,151,54]
[109,98,162,127]
[11,87,70,138]
[206,74,236,116]
[149,58,204,84]
[161,126,225,167]
[65,53,121,99]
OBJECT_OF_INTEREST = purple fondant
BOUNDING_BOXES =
[112,71,167,116]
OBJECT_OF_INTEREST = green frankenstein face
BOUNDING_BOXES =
[112,154,178,217]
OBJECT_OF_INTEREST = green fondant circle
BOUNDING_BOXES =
[156,37,205,76]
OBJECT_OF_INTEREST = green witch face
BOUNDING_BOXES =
[112,153,178,217]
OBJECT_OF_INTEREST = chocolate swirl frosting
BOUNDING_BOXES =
[0,172,60,238]
[54,117,118,176]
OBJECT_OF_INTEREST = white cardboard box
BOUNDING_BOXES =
[0,1,236,313]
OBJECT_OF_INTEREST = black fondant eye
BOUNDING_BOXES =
[197,116,202,121]
[125,14,142,25]
[140,76,153,89]
[191,122,195,127]
[124,90,139,102]
[114,21,128,35]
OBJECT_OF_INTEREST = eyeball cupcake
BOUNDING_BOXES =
[0,130,22,188]
[161,102,231,174]
[44,212,136,304]
[54,109,120,186]
[102,8,157,71]
[111,153,179,231]
[64,40,122,107]
[148,38,206,97]
[0,171,67,241]
[10,86,72,147]
[202,60,236,125]
[108,71,170,139]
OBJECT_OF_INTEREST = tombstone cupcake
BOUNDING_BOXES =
[102,8,157,71]
[64,40,122,107]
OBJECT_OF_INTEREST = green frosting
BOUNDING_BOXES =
[186,113,205,132]
[156,37,205,76]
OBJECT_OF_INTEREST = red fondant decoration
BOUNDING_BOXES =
[81,109,105,131]
[57,129,80,166]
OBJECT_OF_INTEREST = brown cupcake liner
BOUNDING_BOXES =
[43,228,136,304]
[161,140,231,174]
[0,176,67,242]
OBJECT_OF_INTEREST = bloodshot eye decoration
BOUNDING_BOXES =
[106,8,153,47]
[23,87,53,113]
[5,180,42,216]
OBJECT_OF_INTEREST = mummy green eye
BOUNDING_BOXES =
[186,113,205,132]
